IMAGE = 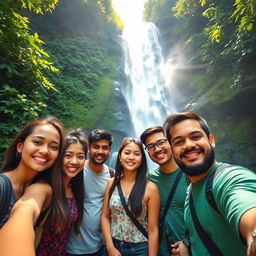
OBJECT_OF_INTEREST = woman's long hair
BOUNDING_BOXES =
[109,137,148,217]
[45,129,87,235]
[1,116,64,183]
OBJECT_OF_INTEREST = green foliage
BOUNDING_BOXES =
[27,0,121,130]
[0,85,45,163]
[144,0,171,23]
[222,117,255,144]
[231,0,256,32]
[0,0,121,166]
[0,0,58,91]
[0,0,58,165]
[172,0,256,56]
[172,0,199,18]
[170,0,256,93]
[144,0,256,169]
[97,0,123,28]
[40,36,117,129]
[83,74,115,129]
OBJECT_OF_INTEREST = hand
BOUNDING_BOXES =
[107,245,121,256]
[171,241,180,256]
[247,230,256,256]
[171,241,189,256]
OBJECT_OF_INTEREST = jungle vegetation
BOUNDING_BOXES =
[144,0,256,168]
[0,0,122,163]
[1,0,255,168]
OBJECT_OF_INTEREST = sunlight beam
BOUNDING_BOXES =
[112,0,146,25]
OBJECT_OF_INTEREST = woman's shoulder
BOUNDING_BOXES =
[103,177,115,194]
[23,181,52,203]
[146,180,158,190]
[28,180,52,192]
[145,180,159,196]
[107,177,115,186]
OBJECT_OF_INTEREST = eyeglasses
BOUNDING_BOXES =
[145,139,168,152]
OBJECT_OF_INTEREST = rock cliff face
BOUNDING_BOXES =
[167,68,256,170]
[108,18,255,171]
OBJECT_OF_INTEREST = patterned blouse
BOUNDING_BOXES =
[36,197,78,256]
[109,186,148,243]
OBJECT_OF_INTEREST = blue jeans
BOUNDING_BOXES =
[66,245,107,256]
[112,238,148,256]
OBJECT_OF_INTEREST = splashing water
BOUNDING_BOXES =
[121,22,176,137]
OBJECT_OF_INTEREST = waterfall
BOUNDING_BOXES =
[109,22,175,168]
[121,22,175,137]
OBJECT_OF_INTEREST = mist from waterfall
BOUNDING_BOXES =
[121,22,176,138]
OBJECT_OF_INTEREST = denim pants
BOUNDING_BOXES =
[66,245,107,256]
[112,238,148,256]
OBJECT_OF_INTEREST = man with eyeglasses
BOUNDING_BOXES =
[140,126,189,256]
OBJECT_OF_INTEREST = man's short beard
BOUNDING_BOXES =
[174,145,215,176]
[90,156,107,165]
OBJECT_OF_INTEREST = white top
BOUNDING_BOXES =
[66,163,111,254]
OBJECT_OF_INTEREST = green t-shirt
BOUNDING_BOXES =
[185,163,256,256]
[148,167,188,256]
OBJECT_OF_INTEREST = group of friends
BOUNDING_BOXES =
[0,112,255,256]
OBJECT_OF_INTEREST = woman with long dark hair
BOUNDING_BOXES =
[101,137,160,256]
[36,129,87,256]
[0,129,87,256]
[0,116,64,228]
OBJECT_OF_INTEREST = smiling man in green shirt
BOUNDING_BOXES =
[141,126,188,256]
[164,111,256,256]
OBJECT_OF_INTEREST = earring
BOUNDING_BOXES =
[16,151,21,158]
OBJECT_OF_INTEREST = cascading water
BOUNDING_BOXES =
[109,21,176,168]
[121,22,175,137]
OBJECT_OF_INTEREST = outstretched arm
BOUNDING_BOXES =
[0,181,52,256]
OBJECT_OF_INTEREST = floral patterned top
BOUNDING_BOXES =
[109,186,148,243]
[36,197,78,256]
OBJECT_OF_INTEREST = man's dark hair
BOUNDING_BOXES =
[88,129,113,146]
[140,126,165,145]
[163,112,211,144]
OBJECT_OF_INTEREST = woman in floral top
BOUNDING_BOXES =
[101,137,160,256]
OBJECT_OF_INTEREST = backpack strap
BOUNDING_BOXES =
[189,192,223,255]
[188,164,233,255]
[0,174,13,223]
[108,167,115,178]
[117,182,148,239]
[159,169,183,231]
[205,164,232,213]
